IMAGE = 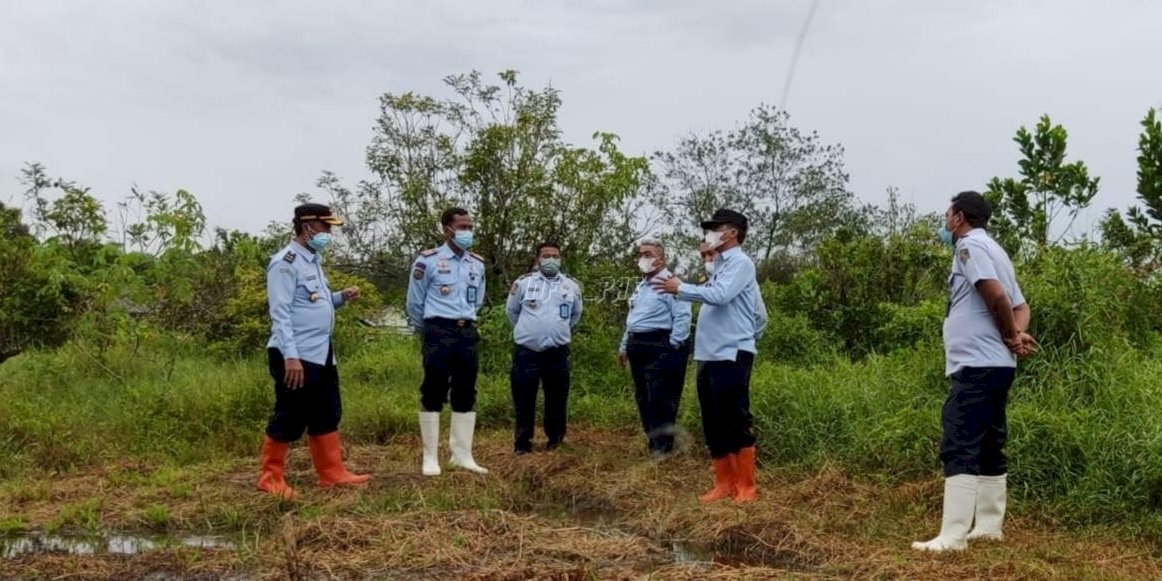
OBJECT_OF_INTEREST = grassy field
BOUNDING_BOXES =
[2,334,1162,578]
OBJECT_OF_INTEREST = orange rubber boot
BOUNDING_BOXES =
[257,436,297,500]
[699,455,737,503]
[308,431,371,488]
[733,446,758,504]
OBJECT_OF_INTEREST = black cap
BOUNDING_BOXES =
[293,203,343,226]
[700,208,748,231]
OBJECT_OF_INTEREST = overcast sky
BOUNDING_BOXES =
[2,0,1160,238]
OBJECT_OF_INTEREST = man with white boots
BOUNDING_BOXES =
[913,191,1036,552]
[406,208,489,477]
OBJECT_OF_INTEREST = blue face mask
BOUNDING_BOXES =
[938,225,953,246]
[453,230,474,250]
[539,258,561,276]
[308,232,332,252]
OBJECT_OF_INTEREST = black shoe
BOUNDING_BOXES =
[545,440,563,451]
[514,443,533,456]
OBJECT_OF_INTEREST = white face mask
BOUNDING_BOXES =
[704,261,716,275]
[637,257,658,274]
[703,230,724,250]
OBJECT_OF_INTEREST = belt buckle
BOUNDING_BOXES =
[457,319,467,328]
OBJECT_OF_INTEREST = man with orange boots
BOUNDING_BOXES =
[653,209,767,503]
[257,203,371,499]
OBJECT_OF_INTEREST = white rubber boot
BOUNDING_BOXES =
[967,474,1006,541]
[448,412,489,474]
[419,411,441,476]
[912,474,977,552]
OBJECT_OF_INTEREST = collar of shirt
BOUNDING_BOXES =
[719,246,743,262]
[536,271,563,283]
[291,240,320,264]
[960,228,986,241]
[438,242,467,261]
[641,268,670,284]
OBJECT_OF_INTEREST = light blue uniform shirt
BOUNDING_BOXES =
[943,228,1026,376]
[675,246,766,362]
[619,268,692,352]
[406,243,486,328]
[266,240,347,365]
[507,271,583,351]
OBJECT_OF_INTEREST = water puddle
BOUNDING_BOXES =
[1,531,237,559]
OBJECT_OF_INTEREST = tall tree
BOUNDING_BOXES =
[1100,108,1162,271]
[651,105,854,270]
[322,70,653,296]
[985,115,1100,256]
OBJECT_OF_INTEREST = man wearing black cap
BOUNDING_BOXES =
[653,208,767,504]
[257,203,370,498]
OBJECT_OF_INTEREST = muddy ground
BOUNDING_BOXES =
[1,427,1159,579]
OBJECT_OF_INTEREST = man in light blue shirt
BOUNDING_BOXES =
[405,207,489,477]
[506,242,583,454]
[618,240,691,458]
[653,209,763,504]
[913,191,1036,553]
[258,203,369,499]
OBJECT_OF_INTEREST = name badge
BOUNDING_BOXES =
[467,285,478,305]
[559,304,570,320]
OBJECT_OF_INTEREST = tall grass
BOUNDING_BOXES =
[2,314,1161,536]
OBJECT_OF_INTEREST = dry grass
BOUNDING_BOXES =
[1,426,1159,580]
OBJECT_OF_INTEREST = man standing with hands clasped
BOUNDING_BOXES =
[653,209,767,504]
[913,191,1036,553]
[507,242,583,455]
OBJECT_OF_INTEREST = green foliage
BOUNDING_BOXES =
[651,104,857,270]
[986,115,1100,256]
[323,70,652,299]
[774,223,947,357]
[1100,108,1162,271]
[1018,245,1161,353]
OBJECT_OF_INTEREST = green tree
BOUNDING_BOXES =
[1100,108,1162,272]
[985,115,1100,256]
[322,69,652,295]
[0,202,84,364]
[651,104,856,271]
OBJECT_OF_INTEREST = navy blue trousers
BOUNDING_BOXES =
[940,366,1015,477]
[420,319,480,413]
[696,350,756,459]
[511,344,571,452]
[627,330,689,453]
[265,347,341,442]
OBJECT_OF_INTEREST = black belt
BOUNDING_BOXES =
[425,317,475,328]
[628,329,671,340]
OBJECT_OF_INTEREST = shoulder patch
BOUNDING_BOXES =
[413,267,426,280]
[282,251,297,263]
[469,251,484,262]
[420,248,438,257]
[958,248,970,263]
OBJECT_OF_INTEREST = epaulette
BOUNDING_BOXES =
[282,251,297,263]
[420,248,438,257]
[469,251,484,262]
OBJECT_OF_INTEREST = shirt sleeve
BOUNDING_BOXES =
[506,278,523,326]
[475,266,486,314]
[406,258,429,329]
[1008,280,1027,309]
[754,285,769,341]
[675,256,753,306]
[331,290,346,309]
[267,263,299,360]
[569,281,583,328]
[958,240,998,285]
[670,296,692,347]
